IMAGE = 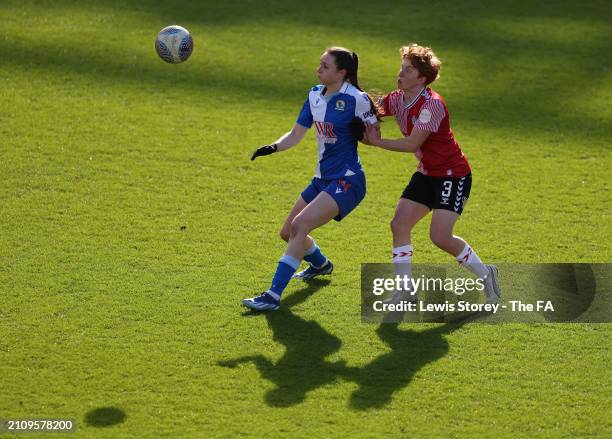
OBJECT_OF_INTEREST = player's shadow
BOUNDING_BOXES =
[339,316,471,410]
[220,279,347,407]
[220,280,474,409]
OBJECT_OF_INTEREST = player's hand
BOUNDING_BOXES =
[251,144,278,160]
[349,117,365,141]
[363,124,381,146]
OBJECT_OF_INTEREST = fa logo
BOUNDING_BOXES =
[334,99,345,111]
[418,108,432,123]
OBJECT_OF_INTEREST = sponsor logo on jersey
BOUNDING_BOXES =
[334,99,346,111]
[361,108,376,119]
[315,121,337,143]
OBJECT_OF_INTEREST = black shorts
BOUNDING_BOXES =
[401,172,472,214]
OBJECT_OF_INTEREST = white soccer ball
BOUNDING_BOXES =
[155,25,194,64]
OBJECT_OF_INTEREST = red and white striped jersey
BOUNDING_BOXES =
[379,87,471,177]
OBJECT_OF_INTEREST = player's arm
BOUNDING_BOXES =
[375,93,395,118]
[364,125,430,153]
[251,124,308,160]
[351,93,380,141]
[274,124,309,151]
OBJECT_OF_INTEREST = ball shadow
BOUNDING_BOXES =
[84,407,126,427]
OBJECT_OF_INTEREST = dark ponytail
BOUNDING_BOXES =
[326,47,379,120]
[348,52,360,90]
[326,47,362,91]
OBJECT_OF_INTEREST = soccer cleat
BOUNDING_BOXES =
[483,265,501,305]
[242,292,280,311]
[383,289,418,306]
[292,260,334,280]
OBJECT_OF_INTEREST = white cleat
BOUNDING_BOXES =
[383,289,419,306]
[483,265,501,305]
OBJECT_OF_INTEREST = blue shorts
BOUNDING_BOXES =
[300,172,366,221]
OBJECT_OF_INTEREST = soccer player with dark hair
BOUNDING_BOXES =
[243,47,378,311]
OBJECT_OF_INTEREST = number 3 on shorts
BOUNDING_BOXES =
[441,180,452,198]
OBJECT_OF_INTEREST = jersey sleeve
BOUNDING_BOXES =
[296,96,313,128]
[377,93,393,117]
[355,92,378,124]
[413,99,446,132]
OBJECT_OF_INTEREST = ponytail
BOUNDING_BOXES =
[326,47,361,90]
[349,52,360,90]
[326,47,379,120]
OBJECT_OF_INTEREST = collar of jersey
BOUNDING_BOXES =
[320,82,350,102]
[402,87,426,109]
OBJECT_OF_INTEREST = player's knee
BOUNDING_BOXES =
[390,216,409,236]
[289,217,309,239]
[430,229,451,250]
[279,227,290,242]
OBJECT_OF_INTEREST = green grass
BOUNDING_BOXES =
[1,0,611,437]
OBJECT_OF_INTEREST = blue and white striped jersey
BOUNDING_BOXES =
[296,82,377,180]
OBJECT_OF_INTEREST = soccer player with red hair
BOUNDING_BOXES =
[364,44,500,304]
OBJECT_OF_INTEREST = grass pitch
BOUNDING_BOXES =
[1,0,611,437]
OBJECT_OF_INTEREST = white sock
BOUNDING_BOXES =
[455,238,488,278]
[392,244,414,292]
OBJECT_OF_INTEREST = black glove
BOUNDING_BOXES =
[251,143,278,160]
[349,117,365,141]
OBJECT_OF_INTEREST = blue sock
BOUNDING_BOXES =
[269,255,300,298]
[303,241,328,268]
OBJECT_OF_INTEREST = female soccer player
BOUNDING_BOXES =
[243,47,378,311]
[363,44,500,304]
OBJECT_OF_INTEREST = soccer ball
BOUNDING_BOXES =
[155,25,193,64]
